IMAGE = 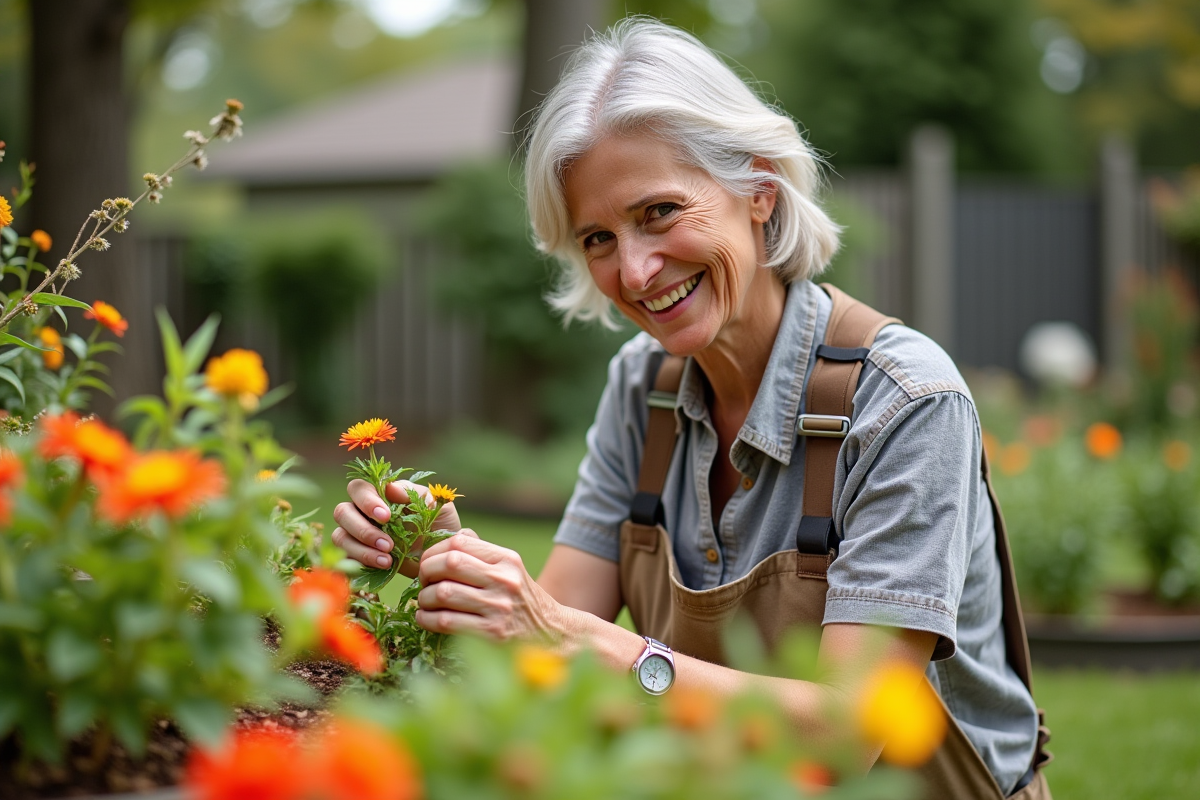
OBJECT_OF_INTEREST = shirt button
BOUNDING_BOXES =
[705,548,719,563]
[741,476,754,490]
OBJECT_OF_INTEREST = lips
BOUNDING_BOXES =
[641,273,702,313]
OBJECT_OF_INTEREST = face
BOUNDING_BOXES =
[563,134,777,356]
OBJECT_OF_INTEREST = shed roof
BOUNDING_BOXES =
[205,57,517,187]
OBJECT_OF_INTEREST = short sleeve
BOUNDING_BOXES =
[552,340,653,562]
[823,390,983,660]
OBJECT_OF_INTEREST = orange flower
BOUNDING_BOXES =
[1022,415,1061,447]
[30,229,52,252]
[856,661,947,767]
[39,413,132,478]
[0,196,12,228]
[320,616,383,674]
[84,300,128,337]
[289,568,351,621]
[981,430,999,464]
[998,442,1031,477]
[515,645,567,690]
[95,449,225,523]
[205,349,269,400]
[790,760,834,794]
[339,418,397,451]
[36,327,64,370]
[186,726,303,800]
[665,685,720,731]
[1163,440,1191,472]
[0,450,24,527]
[427,483,461,505]
[306,719,422,800]
[1085,422,1122,460]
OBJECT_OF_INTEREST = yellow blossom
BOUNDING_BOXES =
[0,196,12,228]
[205,349,269,403]
[339,418,397,451]
[516,645,567,690]
[856,661,947,767]
[36,327,64,370]
[256,469,277,481]
[30,230,52,252]
[428,483,462,505]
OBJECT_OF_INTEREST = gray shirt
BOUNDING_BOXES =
[555,279,1038,794]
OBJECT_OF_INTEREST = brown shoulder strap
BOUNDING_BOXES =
[796,284,900,561]
[629,353,686,526]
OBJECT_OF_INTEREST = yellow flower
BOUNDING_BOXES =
[30,230,52,252]
[256,469,277,481]
[515,645,567,690]
[0,196,12,228]
[856,661,947,767]
[205,349,269,403]
[339,418,397,451]
[36,327,64,370]
[428,483,462,505]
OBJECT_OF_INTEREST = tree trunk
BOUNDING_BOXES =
[515,0,608,139]
[30,0,138,411]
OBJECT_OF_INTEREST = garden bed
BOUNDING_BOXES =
[1026,589,1200,671]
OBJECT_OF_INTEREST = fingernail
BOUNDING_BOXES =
[376,555,390,567]
[375,538,391,551]
[373,506,390,522]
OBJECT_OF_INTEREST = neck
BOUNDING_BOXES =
[693,270,788,420]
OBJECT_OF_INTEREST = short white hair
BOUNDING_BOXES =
[525,17,842,328]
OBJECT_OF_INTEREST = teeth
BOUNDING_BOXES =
[643,276,699,313]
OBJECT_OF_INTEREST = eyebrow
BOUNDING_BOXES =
[572,193,680,240]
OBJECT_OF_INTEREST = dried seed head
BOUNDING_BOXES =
[20,297,38,316]
[184,130,210,146]
[59,260,82,281]
[161,175,173,188]
[113,219,130,233]
[148,190,163,204]
[193,152,209,171]
[113,197,133,210]
[89,237,110,252]
[90,209,108,220]
[143,172,161,190]
[225,98,244,113]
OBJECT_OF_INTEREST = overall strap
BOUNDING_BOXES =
[629,352,687,526]
[796,284,900,562]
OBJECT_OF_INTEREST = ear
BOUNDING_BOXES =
[749,156,778,224]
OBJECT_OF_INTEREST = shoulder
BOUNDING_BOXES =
[852,322,978,449]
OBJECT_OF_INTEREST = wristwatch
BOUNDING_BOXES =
[632,636,675,695]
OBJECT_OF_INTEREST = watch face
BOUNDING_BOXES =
[638,653,674,694]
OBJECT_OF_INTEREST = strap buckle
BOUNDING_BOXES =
[797,414,850,438]
[647,390,677,410]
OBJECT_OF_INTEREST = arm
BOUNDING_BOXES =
[415,532,937,756]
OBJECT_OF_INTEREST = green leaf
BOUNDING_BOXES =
[62,333,89,360]
[0,366,25,404]
[116,602,168,640]
[351,559,401,594]
[0,331,50,352]
[0,347,23,366]
[74,375,115,397]
[0,602,42,631]
[57,691,98,738]
[182,559,241,605]
[410,470,436,483]
[110,706,147,757]
[256,383,294,413]
[182,313,221,374]
[173,697,230,747]
[46,628,102,682]
[30,292,91,311]
[155,306,185,379]
[118,394,169,423]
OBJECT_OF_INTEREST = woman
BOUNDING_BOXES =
[333,18,1048,799]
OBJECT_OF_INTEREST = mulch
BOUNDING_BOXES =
[0,640,349,799]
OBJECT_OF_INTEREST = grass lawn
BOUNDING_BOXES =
[299,473,1196,797]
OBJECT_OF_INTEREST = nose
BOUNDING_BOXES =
[617,236,665,293]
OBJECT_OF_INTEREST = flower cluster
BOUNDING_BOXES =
[205,347,269,408]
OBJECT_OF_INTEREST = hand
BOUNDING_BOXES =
[415,533,567,643]
[331,479,462,576]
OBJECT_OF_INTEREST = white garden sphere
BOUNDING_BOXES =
[1018,321,1098,388]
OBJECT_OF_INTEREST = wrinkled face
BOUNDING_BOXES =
[563,134,775,356]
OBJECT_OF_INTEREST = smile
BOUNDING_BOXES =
[641,273,702,313]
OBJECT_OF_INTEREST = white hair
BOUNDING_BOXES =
[525,17,842,328]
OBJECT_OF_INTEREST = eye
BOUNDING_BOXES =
[582,230,615,250]
[648,203,678,220]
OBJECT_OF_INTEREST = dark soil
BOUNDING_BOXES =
[0,652,349,799]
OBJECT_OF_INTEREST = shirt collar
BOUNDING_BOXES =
[674,280,830,469]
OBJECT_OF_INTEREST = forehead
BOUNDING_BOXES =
[563,134,706,225]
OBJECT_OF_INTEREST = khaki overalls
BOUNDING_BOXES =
[618,285,1052,799]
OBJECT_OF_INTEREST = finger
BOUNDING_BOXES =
[348,479,391,523]
[414,608,495,638]
[420,529,507,564]
[331,526,392,569]
[333,501,394,553]
[418,548,493,589]
[417,580,495,616]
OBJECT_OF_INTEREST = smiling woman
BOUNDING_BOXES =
[335,17,1051,799]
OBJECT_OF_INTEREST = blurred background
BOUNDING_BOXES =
[2,2,1200,795]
